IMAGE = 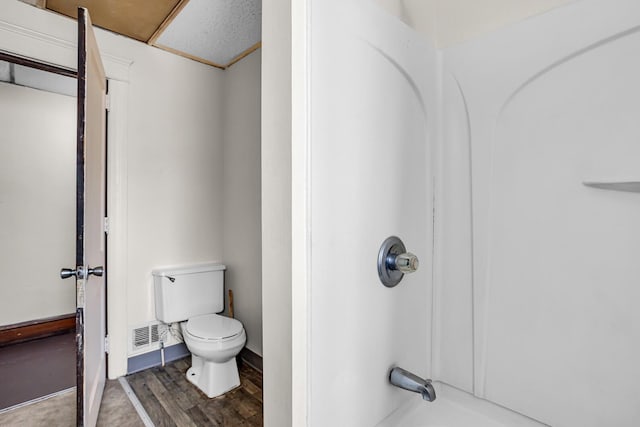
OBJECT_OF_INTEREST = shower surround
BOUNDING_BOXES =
[294,0,640,425]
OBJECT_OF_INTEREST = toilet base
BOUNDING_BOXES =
[186,354,241,398]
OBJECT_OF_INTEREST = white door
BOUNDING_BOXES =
[60,7,107,427]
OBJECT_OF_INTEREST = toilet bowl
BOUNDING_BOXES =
[181,313,246,397]
[153,263,247,399]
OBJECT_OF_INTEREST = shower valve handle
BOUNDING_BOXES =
[378,236,420,287]
[390,252,419,273]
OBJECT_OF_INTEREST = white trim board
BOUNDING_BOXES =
[0,20,131,82]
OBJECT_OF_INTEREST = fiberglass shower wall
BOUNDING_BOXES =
[437,0,640,425]
[307,1,437,425]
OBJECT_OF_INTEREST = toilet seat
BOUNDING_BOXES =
[185,313,243,341]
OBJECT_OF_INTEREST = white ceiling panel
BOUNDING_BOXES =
[155,0,261,67]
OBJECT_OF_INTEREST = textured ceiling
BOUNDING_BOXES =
[29,0,262,69]
[155,0,261,68]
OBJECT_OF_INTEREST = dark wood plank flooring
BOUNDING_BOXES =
[0,332,75,409]
[126,357,263,427]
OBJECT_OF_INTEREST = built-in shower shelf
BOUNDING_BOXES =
[583,180,640,193]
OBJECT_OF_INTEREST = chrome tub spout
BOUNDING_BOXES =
[389,367,436,402]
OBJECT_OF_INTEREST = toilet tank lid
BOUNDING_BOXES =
[152,263,226,277]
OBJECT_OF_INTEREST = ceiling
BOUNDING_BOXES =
[21,0,261,69]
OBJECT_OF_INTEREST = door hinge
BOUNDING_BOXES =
[104,335,110,354]
[103,217,110,235]
[105,93,111,112]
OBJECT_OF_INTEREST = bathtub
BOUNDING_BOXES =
[376,382,547,427]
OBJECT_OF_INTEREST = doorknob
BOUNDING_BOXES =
[88,266,103,277]
[60,268,78,279]
[60,266,104,279]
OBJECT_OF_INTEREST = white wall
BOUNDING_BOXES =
[99,19,227,372]
[122,33,225,335]
[307,1,436,425]
[374,0,574,47]
[0,82,76,325]
[223,49,262,356]
[439,0,640,425]
[262,0,293,424]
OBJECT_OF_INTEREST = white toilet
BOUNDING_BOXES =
[153,263,246,398]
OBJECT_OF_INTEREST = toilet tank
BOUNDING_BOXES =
[153,263,226,324]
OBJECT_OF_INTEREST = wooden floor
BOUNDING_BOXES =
[126,357,263,427]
